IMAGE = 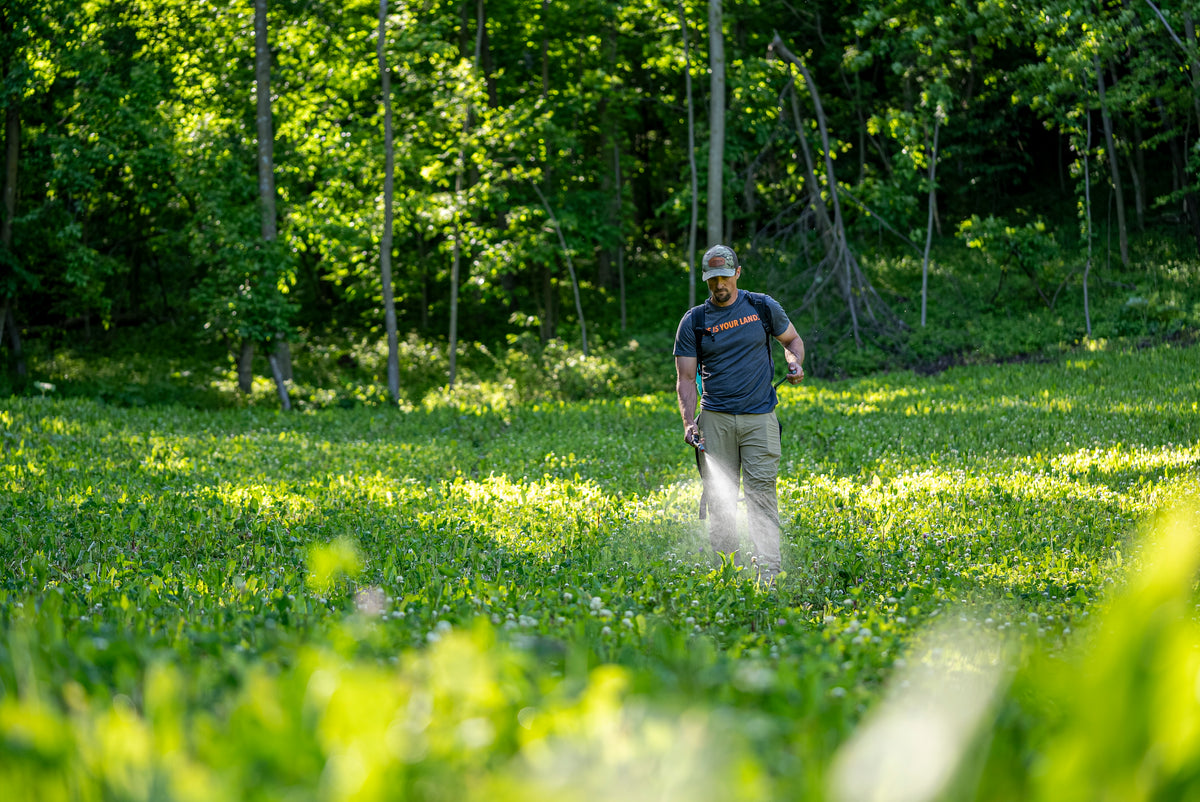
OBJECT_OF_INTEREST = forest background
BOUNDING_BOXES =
[2,0,1199,408]
[6,3,1200,797]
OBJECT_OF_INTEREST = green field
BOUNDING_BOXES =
[2,342,1199,801]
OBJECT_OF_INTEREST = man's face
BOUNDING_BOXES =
[706,267,741,306]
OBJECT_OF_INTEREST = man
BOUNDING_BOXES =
[673,244,805,581]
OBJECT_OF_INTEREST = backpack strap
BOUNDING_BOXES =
[744,291,777,374]
[688,304,711,364]
[688,304,711,398]
[745,291,775,337]
[688,303,710,519]
[746,292,785,440]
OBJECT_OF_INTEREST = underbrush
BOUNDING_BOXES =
[4,230,1200,409]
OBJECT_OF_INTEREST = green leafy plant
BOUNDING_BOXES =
[1,343,1199,799]
[958,214,1064,310]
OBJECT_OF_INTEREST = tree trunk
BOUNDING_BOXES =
[447,0,488,391]
[238,340,255,393]
[255,0,276,244]
[595,21,619,291]
[742,155,758,240]
[540,266,557,342]
[681,2,699,307]
[379,0,400,403]
[540,0,551,97]
[449,193,461,389]
[1083,115,1093,338]
[921,116,940,328]
[416,230,430,332]
[1,98,15,252]
[1,49,25,378]
[274,339,292,381]
[1,299,21,377]
[255,0,291,407]
[478,0,497,107]
[534,184,587,356]
[706,0,725,247]
[614,141,627,331]
[1177,12,1200,251]
[1184,12,1200,141]
[267,352,292,411]
[1094,53,1129,268]
[1130,119,1146,231]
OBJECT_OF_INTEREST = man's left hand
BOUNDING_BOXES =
[786,364,804,384]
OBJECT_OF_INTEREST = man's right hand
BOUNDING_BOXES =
[684,423,703,450]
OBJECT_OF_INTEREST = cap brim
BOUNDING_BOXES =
[702,268,737,281]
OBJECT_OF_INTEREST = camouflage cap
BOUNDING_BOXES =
[701,244,739,281]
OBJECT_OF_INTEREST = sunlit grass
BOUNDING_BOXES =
[1,343,1199,799]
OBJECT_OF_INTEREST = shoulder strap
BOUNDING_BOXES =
[744,292,776,373]
[687,303,709,400]
[688,304,710,363]
[745,291,774,336]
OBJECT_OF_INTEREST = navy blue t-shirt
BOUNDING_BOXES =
[673,291,790,414]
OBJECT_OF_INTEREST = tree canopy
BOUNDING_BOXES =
[1,0,1197,383]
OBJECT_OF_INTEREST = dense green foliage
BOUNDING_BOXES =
[4,0,1200,384]
[2,341,1199,799]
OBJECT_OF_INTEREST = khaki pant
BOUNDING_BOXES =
[697,410,781,578]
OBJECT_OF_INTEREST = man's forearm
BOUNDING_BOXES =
[784,337,805,368]
[676,379,698,426]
